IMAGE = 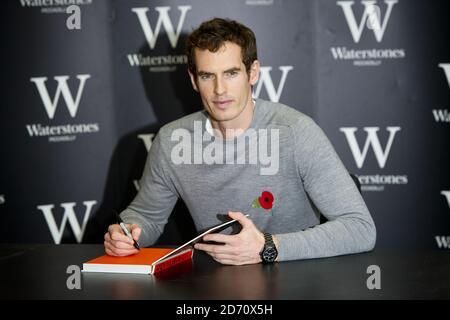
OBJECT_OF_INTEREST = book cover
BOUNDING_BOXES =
[82,248,193,274]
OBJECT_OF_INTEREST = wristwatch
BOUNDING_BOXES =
[260,233,278,263]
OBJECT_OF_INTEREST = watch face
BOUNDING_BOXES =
[262,246,278,262]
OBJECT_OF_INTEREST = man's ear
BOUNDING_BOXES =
[188,69,199,92]
[249,60,260,86]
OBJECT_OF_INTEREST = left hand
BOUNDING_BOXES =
[194,211,265,265]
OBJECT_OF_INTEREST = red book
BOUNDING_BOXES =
[82,248,193,274]
[83,216,243,274]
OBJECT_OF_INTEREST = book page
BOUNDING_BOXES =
[152,215,247,265]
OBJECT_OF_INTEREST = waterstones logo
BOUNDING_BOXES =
[436,236,450,249]
[28,74,99,143]
[127,54,187,70]
[439,63,450,88]
[432,109,450,123]
[20,0,92,15]
[340,126,407,191]
[436,191,450,249]
[37,200,96,244]
[338,0,397,43]
[253,66,293,103]
[332,0,405,66]
[330,47,405,66]
[442,191,450,209]
[432,64,450,123]
[134,133,156,191]
[129,5,191,72]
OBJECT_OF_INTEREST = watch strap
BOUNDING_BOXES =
[263,232,274,246]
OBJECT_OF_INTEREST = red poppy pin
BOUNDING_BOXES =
[252,191,275,216]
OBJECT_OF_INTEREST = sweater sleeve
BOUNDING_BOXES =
[119,131,178,247]
[275,116,376,261]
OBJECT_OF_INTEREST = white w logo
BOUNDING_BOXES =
[137,133,156,152]
[132,6,191,49]
[438,63,450,88]
[442,191,450,209]
[253,66,293,103]
[37,201,96,244]
[337,0,398,43]
[30,74,91,119]
[340,126,401,168]
[134,134,156,191]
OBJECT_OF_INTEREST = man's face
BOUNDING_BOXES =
[189,42,259,123]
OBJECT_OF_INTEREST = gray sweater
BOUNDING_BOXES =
[121,99,376,261]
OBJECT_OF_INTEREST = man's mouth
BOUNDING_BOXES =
[212,99,233,109]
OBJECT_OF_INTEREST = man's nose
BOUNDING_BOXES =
[214,77,226,95]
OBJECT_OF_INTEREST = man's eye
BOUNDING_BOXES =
[200,74,213,80]
[226,71,238,77]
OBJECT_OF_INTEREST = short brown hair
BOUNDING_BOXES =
[186,18,258,76]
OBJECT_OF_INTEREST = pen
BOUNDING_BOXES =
[115,211,140,250]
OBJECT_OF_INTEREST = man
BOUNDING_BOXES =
[104,18,376,265]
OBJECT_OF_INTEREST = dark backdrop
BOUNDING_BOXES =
[1,0,449,250]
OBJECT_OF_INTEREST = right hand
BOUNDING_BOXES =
[104,223,142,256]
